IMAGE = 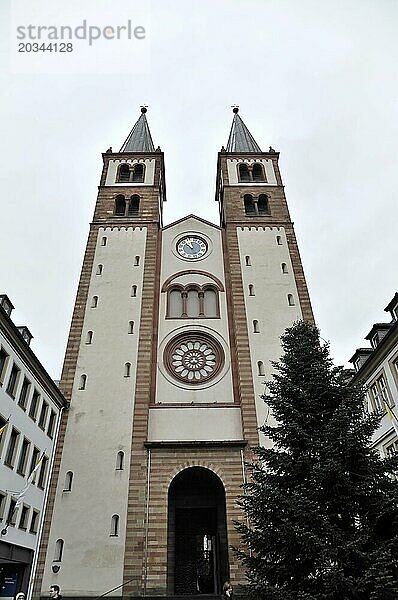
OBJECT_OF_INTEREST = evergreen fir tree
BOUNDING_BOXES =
[236,320,398,600]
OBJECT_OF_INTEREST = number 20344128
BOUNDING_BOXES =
[18,42,73,52]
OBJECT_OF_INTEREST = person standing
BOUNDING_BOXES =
[49,585,62,600]
[221,581,233,599]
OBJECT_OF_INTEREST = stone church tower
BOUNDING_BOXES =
[34,108,313,598]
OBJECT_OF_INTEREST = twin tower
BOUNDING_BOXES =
[34,108,313,598]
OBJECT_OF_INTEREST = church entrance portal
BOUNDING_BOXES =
[167,467,229,595]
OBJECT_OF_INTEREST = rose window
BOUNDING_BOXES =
[164,333,224,385]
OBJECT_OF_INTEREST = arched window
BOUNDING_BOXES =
[258,194,270,215]
[252,163,265,182]
[132,163,144,183]
[86,331,93,344]
[128,321,134,334]
[79,374,87,390]
[276,235,282,245]
[253,320,260,333]
[245,255,251,266]
[244,194,255,215]
[110,514,119,536]
[117,164,130,183]
[186,289,200,317]
[288,294,295,306]
[115,195,126,216]
[131,285,137,297]
[124,363,131,377]
[54,539,64,562]
[116,451,124,470]
[101,237,107,246]
[257,361,265,376]
[128,195,140,217]
[63,471,73,492]
[249,285,255,296]
[238,163,250,182]
[281,262,288,274]
[203,288,218,317]
[96,264,103,275]
[91,296,98,308]
[134,256,140,266]
[168,288,183,318]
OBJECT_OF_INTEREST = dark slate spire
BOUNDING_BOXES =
[226,107,261,152]
[120,107,155,152]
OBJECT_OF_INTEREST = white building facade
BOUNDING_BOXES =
[350,292,398,459]
[0,295,67,599]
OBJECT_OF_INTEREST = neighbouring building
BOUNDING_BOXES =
[0,295,67,599]
[34,108,313,598]
[349,292,398,459]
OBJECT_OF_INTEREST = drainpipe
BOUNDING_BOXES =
[143,448,151,597]
[240,448,252,557]
[27,403,68,600]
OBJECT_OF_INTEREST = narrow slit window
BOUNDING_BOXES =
[128,195,140,217]
[252,163,266,182]
[91,296,98,308]
[131,285,137,297]
[54,539,64,562]
[238,163,251,182]
[101,237,107,247]
[96,264,103,275]
[281,262,288,274]
[86,331,93,345]
[276,235,282,245]
[124,363,131,377]
[257,361,265,376]
[128,321,134,334]
[249,285,255,296]
[244,194,256,215]
[117,164,130,183]
[288,294,295,306]
[253,320,260,333]
[132,164,144,183]
[110,514,119,536]
[245,256,251,266]
[79,374,87,390]
[134,256,140,266]
[116,451,124,470]
[258,194,270,215]
[115,195,126,216]
[64,471,73,492]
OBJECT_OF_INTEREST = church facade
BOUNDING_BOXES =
[33,108,313,597]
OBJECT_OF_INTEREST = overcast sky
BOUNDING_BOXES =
[0,0,397,379]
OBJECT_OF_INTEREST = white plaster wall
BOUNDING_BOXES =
[238,226,303,446]
[148,407,243,442]
[41,226,147,596]
[154,218,237,440]
[366,345,398,453]
[104,159,155,186]
[0,334,59,552]
[227,158,277,185]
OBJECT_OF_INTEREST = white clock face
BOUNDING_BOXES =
[177,236,208,260]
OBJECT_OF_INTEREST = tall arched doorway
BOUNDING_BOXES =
[167,467,229,595]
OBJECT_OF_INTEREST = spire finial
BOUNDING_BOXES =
[140,105,148,114]
[232,105,239,114]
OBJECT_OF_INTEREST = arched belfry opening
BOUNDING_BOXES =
[167,467,229,595]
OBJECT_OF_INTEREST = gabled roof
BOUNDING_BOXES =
[226,107,261,153]
[162,214,221,231]
[120,107,155,153]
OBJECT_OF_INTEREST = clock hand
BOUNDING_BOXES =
[186,239,193,249]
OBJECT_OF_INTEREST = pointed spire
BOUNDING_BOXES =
[226,107,261,153]
[120,107,155,153]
